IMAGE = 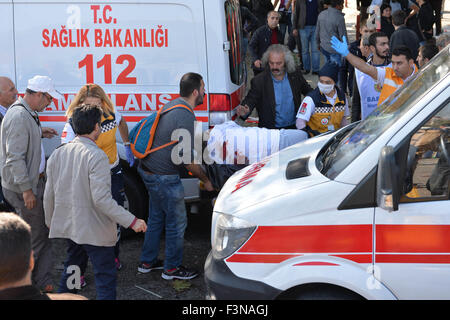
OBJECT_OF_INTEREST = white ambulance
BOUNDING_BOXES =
[0,0,245,219]
[205,46,450,299]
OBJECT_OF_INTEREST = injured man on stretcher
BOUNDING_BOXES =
[203,121,308,190]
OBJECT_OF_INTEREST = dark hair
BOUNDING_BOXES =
[392,10,406,26]
[392,45,414,60]
[179,72,203,98]
[0,213,32,286]
[380,3,392,13]
[420,44,439,61]
[25,88,37,95]
[330,0,344,7]
[72,104,102,135]
[425,37,437,46]
[368,31,388,47]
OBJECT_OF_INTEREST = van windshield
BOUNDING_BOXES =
[225,0,245,85]
[320,46,450,179]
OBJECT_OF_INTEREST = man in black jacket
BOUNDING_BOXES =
[417,0,435,40]
[240,3,259,59]
[251,0,275,27]
[390,9,421,59]
[237,44,312,129]
[249,11,284,75]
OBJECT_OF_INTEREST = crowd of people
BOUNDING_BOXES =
[239,0,449,129]
[0,0,448,300]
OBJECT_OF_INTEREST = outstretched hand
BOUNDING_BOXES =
[330,36,350,57]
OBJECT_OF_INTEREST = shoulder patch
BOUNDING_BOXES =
[299,102,307,115]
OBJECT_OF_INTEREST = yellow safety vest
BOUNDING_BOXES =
[307,88,347,135]
[96,112,118,165]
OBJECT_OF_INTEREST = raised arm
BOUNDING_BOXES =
[331,36,378,81]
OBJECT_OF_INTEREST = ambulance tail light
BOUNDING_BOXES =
[209,94,232,127]
[212,213,256,260]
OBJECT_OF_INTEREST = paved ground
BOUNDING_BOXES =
[50,203,213,300]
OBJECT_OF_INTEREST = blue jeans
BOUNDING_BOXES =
[58,240,116,300]
[138,168,187,271]
[320,47,343,67]
[299,26,320,72]
[279,12,292,43]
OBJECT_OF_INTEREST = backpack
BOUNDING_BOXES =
[129,104,193,159]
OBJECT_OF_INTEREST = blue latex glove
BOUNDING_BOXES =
[125,145,135,167]
[330,35,350,57]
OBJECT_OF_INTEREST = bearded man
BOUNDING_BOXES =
[237,44,312,129]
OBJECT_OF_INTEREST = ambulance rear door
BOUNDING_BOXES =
[204,0,245,127]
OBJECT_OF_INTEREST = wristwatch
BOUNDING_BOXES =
[124,142,131,146]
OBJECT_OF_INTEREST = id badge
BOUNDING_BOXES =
[327,124,335,131]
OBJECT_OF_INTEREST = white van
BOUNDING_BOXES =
[0,0,245,219]
[205,46,450,300]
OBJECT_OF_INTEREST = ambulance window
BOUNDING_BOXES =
[225,0,245,85]
[402,101,450,201]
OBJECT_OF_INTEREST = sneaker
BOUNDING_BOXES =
[137,259,164,273]
[115,258,123,270]
[161,266,198,280]
[80,275,87,289]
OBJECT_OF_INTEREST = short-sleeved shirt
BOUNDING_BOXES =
[140,97,196,175]
[375,65,416,88]
[375,64,417,105]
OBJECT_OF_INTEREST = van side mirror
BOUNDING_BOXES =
[377,146,399,212]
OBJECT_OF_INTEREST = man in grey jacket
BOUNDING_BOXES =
[315,0,347,66]
[44,104,147,300]
[0,75,60,293]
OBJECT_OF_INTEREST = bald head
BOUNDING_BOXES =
[0,77,18,108]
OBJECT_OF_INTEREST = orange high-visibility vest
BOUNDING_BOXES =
[378,64,418,105]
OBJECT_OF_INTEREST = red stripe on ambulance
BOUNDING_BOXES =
[39,115,209,123]
[226,224,450,265]
[375,254,450,264]
[227,254,300,264]
[376,225,450,253]
[237,225,373,254]
[40,93,208,112]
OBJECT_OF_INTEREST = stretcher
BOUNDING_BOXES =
[203,121,308,189]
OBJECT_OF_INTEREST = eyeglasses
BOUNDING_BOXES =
[43,92,53,102]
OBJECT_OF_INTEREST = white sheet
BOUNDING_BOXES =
[206,121,307,164]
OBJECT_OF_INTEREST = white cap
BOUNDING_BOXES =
[27,75,62,99]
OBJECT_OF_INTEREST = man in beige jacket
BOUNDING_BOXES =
[44,104,146,300]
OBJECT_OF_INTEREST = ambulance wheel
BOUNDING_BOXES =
[121,170,149,238]
[291,284,363,300]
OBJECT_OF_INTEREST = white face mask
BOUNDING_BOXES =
[318,82,334,95]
